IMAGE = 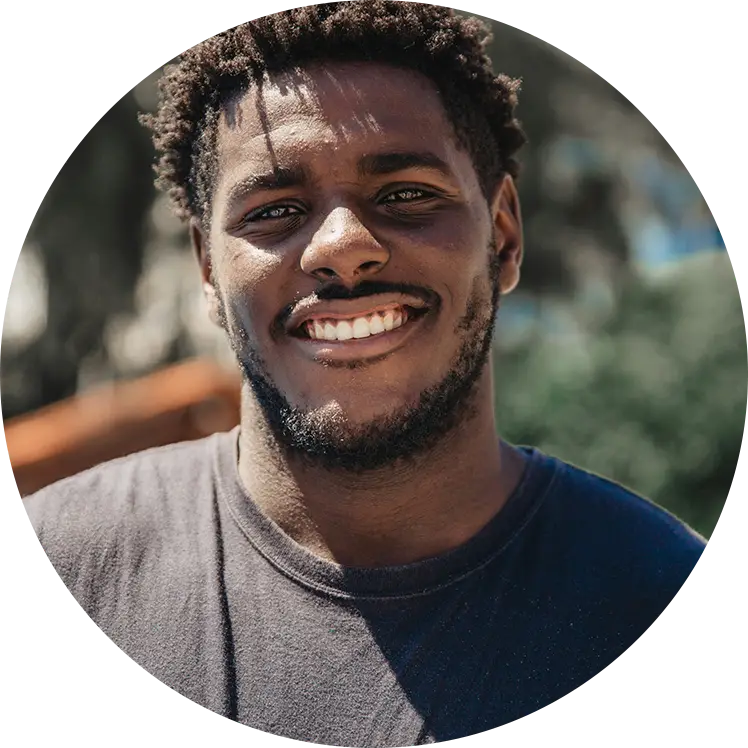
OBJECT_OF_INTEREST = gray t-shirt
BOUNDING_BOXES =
[25,429,704,746]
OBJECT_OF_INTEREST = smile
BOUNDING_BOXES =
[291,307,428,361]
[301,306,413,342]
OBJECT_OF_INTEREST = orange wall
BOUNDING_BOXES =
[4,359,241,496]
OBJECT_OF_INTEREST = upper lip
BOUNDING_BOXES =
[284,293,431,334]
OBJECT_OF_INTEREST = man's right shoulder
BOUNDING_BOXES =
[24,433,228,592]
[26,433,224,520]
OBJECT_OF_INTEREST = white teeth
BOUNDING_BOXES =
[352,318,371,338]
[304,307,413,341]
[336,320,353,341]
[368,314,385,335]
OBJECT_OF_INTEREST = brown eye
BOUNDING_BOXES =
[381,188,431,203]
[245,204,304,222]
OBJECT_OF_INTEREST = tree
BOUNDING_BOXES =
[2,92,154,418]
[496,253,746,538]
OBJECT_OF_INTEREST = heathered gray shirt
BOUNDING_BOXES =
[25,429,704,746]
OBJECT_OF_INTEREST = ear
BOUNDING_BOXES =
[489,175,523,295]
[190,217,222,327]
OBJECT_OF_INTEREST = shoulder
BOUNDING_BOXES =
[24,432,232,596]
[25,432,227,526]
[489,451,709,687]
[558,458,704,552]
[522,451,705,603]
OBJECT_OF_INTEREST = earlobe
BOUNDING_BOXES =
[190,218,222,327]
[203,274,223,328]
[204,281,222,328]
[490,176,523,296]
[189,217,210,282]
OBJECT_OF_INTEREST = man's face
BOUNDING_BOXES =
[196,63,521,470]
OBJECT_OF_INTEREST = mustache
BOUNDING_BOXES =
[276,280,441,328]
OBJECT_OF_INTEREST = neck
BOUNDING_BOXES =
[236,367,525,567]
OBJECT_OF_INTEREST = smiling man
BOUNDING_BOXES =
[25,2,705,745]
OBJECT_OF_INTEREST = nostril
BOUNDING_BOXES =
[358,260,382,273]
[314,267,338,281]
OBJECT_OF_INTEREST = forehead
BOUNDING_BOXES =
[213,62,470,187]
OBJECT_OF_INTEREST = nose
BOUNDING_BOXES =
[300,206,390,285]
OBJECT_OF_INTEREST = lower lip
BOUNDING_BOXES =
[289,312,430,363]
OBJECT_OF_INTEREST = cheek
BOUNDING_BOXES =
[408,215,493,310]
[414,210,493,272]
[214,242,286,340]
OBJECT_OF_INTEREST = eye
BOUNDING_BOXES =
[244,203,305,222]
[380,187,434,204]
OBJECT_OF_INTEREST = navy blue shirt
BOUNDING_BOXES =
[26,429,704,745]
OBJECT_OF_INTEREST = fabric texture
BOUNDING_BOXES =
[25,429,705,746]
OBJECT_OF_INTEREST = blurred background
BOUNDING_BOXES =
[1,16,744,538]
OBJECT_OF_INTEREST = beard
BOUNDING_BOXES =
[219,252,501,473]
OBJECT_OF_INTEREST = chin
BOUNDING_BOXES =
[290,383,435,428]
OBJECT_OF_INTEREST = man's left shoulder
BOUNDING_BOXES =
[537,455,706,592]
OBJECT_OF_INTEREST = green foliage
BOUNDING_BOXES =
[496,254,747,538]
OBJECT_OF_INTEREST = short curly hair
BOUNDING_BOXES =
[142,1,526,223]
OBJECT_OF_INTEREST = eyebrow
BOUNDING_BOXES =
[226,165,308,209]
[224,152,452,212]
[357,151,453,179]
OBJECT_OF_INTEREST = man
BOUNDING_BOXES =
[26,2,704,745]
